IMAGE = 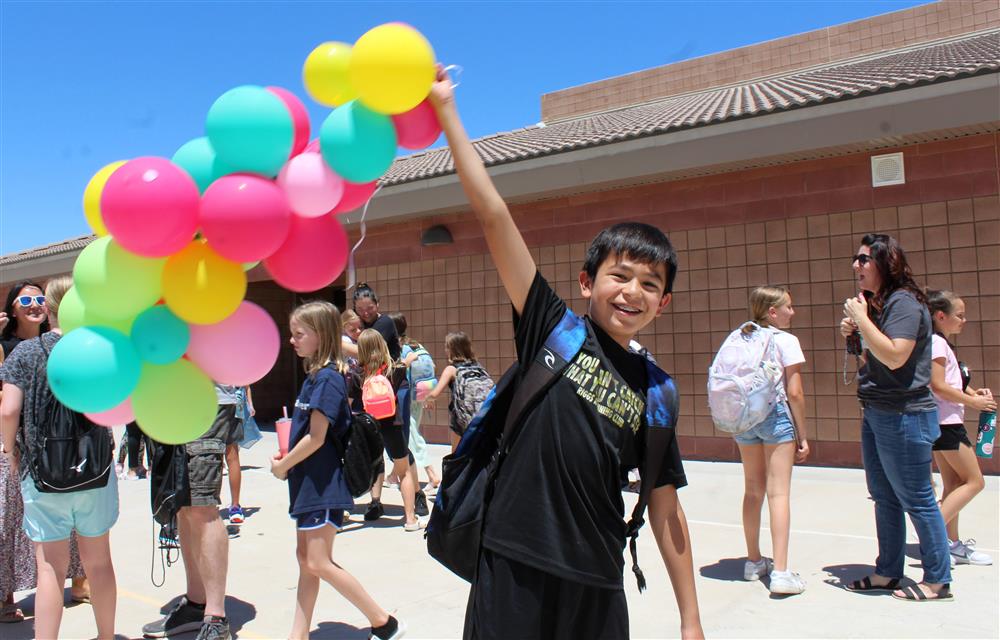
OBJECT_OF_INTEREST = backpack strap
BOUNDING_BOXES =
[626,354,679,592]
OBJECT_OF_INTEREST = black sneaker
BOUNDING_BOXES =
[364,499,384,521]
[194,616,230,640]
[142,596,205,638]
[414,491,429,517]
[370,615,406,640]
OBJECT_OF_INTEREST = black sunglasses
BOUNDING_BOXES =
[15,295,46,307]
[852,254,873,267]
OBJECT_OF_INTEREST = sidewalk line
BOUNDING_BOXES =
[118,588,269,640]
[686,519,999,553]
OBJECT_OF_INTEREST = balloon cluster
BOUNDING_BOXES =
[48,23,440,445]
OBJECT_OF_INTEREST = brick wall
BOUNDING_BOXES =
[541,1,1000,121]
[350,132,1000,472]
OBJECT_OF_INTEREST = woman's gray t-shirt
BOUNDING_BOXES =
[857,289,935,412]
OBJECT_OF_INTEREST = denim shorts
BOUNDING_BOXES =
[21,475,119,542]
[294,508,345,531]
[733,403,796,445]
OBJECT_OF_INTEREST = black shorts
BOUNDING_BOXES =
[183,405,236,507]
[933,424,972,451]
[463,549,628,640]
[380,422,409,460]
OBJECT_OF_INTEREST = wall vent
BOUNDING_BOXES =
[871,152,905,187]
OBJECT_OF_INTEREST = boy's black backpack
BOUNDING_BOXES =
[332,411,385,498]
[28,337,113,493]
[146,437,190,526]
[427,309,679,591]
[451,361,495,433]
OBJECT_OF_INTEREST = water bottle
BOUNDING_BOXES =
[976,410,996,459]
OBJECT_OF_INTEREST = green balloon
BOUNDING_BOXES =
[171,137,235,194]
[58,286,136,335]
[132,360,217,445]
[73,237,165,320]
[320,100,397,183]
[47,326,141,413]
[131,306,189,365]
[206,85,293,177]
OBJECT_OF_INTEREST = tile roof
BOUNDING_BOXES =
[0,234,93,268]
[382,30,1000,186]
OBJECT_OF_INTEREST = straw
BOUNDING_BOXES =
[282,406,288,420]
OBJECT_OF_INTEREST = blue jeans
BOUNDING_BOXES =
[861,406,951,584]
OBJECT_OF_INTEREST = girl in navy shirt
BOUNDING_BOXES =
[270,301,404,640]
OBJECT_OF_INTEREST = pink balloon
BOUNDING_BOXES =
[331,180,378,214]
[200,174,292,262]
[86,398,135,427]
[278,153,345,218]
[302,138,320,154]
[266,86,310,157]
[187,302,280,385]
[264,214,348,292]
[101,157,201,257]
[391,99,442,150]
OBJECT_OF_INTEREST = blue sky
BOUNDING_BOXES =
[0,0,929,255]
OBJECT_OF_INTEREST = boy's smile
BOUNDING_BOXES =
[579,254,671,348]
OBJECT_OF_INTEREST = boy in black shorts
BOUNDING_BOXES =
[430,70,703,639]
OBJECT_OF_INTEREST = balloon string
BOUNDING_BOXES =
[443,64,463,90]
[346,184,382,293]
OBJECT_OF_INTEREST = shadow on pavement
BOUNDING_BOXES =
[312,620,369,639]
[148,594,257,638]
[699,557,750,582]
[821,563,918,595]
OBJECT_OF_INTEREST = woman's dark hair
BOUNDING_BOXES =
[387,312,410,346]
[860,233,926,317]
[583,222,678,294]
[2,280,50,341]
[445,331,476,363]
[352,282,379,308]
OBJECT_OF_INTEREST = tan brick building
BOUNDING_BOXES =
[3,1,998,472]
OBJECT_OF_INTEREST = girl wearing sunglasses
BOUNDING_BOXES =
[1,281,50,359]
[840,233,952,602]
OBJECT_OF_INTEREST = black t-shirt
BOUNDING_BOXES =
[365,314,401,361]
[482,273,686,589]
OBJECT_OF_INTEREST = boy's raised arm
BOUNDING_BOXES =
[429,67,536,315]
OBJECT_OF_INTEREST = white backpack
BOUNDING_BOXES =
[707,323,785,434]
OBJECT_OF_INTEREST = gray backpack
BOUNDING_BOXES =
[451,362,494,432]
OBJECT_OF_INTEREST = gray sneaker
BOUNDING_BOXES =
[194,616,230,640]
[951,539,993,566]
[743,557,773,581]
[769,570,806,595]
[142,597,205,638]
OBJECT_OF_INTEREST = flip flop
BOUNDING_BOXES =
[845,576,901,592]
[0,603,25,623]
[892,584,953,603]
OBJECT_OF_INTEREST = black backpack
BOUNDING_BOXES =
[28,338,113,493]
[146,437,190,526]
[332,411,385,498]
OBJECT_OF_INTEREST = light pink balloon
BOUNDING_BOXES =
[186,301,280,385]
[101,157,201,257]
[86,398,135,427]
[266,86,311,157]
[278,153,345,218]
[200,174,292,262]
[331,180,378,214]
[264,214,349,292]
[302,138,320,154]
[391,99,442,150]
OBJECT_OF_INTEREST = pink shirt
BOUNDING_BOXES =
[931,334,964,425]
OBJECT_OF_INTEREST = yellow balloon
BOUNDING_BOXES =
[303,41,357,107]
[162,241,246,325]
[82,160,126,236]
[349,23,435,115]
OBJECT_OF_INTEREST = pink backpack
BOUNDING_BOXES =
[362,367,396,420]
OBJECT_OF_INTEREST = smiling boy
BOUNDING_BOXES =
[430,70,703,639]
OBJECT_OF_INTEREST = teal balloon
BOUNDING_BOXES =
[320,100,397,183]
[206,85,293,177]
[47,326,141,413]
[131,306,190,364]
[171,137,235,193]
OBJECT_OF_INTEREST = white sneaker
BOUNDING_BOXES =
[951,539,993,566]
[743,557,773,581]
[403,518,427,532]
[769,570,806,595]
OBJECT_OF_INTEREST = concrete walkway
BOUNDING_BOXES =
[12,427,998,639]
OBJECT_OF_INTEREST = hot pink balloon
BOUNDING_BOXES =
[200,174,292,262]
[391,99,442,150]
[264,214,349,292]
[278,153,345,218]
[303,138,320,154]
[86,398,135,427]
[266,86,310,157]
[331,180,378,214]
[101,157,201,257]
[186,301,280,385]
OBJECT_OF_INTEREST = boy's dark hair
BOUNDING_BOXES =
[582,223,678,294]
[352,282,379,307]
[2,280,51,341]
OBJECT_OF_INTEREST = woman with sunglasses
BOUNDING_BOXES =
[840,234,952,602]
